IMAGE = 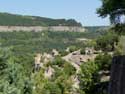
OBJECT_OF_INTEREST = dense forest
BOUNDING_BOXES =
[0,13,82,26]
[0,30,104,56]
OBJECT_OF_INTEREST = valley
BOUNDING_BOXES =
[0,12,115,93]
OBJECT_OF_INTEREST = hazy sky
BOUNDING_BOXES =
[0,0,110,26]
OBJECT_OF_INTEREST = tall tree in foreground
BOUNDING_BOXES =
[97,0,125,33]
[0,48,32,94]
[97,0,125,24]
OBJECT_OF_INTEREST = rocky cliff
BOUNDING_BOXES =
[0,26,86,32]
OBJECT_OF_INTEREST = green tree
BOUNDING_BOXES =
[96,32,119,51]
[69,46,78,53]
[79,61,98,94]
[97,0,125,24]
[97,0,125,33]
[41,82,62,94]
[0,47,32,94]
[63,63,76,77]
[95,53,112,70]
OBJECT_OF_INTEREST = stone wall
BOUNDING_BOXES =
[0,26,86,32]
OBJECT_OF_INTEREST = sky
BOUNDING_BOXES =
[0,0,110,26]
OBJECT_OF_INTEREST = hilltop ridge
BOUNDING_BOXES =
[0,12,82,26]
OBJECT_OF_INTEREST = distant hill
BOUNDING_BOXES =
[85,26,109,32]
[0,12,82,26]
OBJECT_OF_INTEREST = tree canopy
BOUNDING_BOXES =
[97,0,125,24]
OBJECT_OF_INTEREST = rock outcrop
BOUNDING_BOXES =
[0,26,86,32]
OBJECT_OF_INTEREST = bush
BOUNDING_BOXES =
[52,56,65,67]
[95,53,112,70]
[59,50,69,56]
[63,63,76,76]
[69,46,78,52]
[95,32,119,51]
[79,61,98,93]
[80,48,85,55]
[41,82,62,94]
[114,44,123,56]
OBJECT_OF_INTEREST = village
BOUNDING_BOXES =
[33,46,110,92]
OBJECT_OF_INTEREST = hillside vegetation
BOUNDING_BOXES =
[0,12,82,26]
[0,30,115,94]
[120,36,125,54]
[85,26,109,32]
[0,30,103,56]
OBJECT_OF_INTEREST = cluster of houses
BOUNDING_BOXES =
[34,47,100,91]
[63,47,99,73]
[34,49,59,79]
[34,47,99,75]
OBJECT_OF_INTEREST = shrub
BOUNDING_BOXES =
[80,48,85,55]
[69,46,78,52]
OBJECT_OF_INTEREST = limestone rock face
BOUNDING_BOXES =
[0,26,86,32]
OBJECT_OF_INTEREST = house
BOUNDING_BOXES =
[85,47,94,55]
[52,49,59,56]
[44,66,55,79]
[43,52,54,63]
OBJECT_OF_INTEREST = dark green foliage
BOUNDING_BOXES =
[97,0,125,34]
[95,32,119,51]
[0,12,82,26]
[0,47,33,94]
[59,50,69,56]
[97,0,125,24]
[69,46,78,53]
[80,48,85,55]
[63,63,76,76]
[95,53,112,70]
[89,81,109,94]
[79,61,98,94]
[0,31,99,56]
[41,82,62,94]
[52,56,64,67]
